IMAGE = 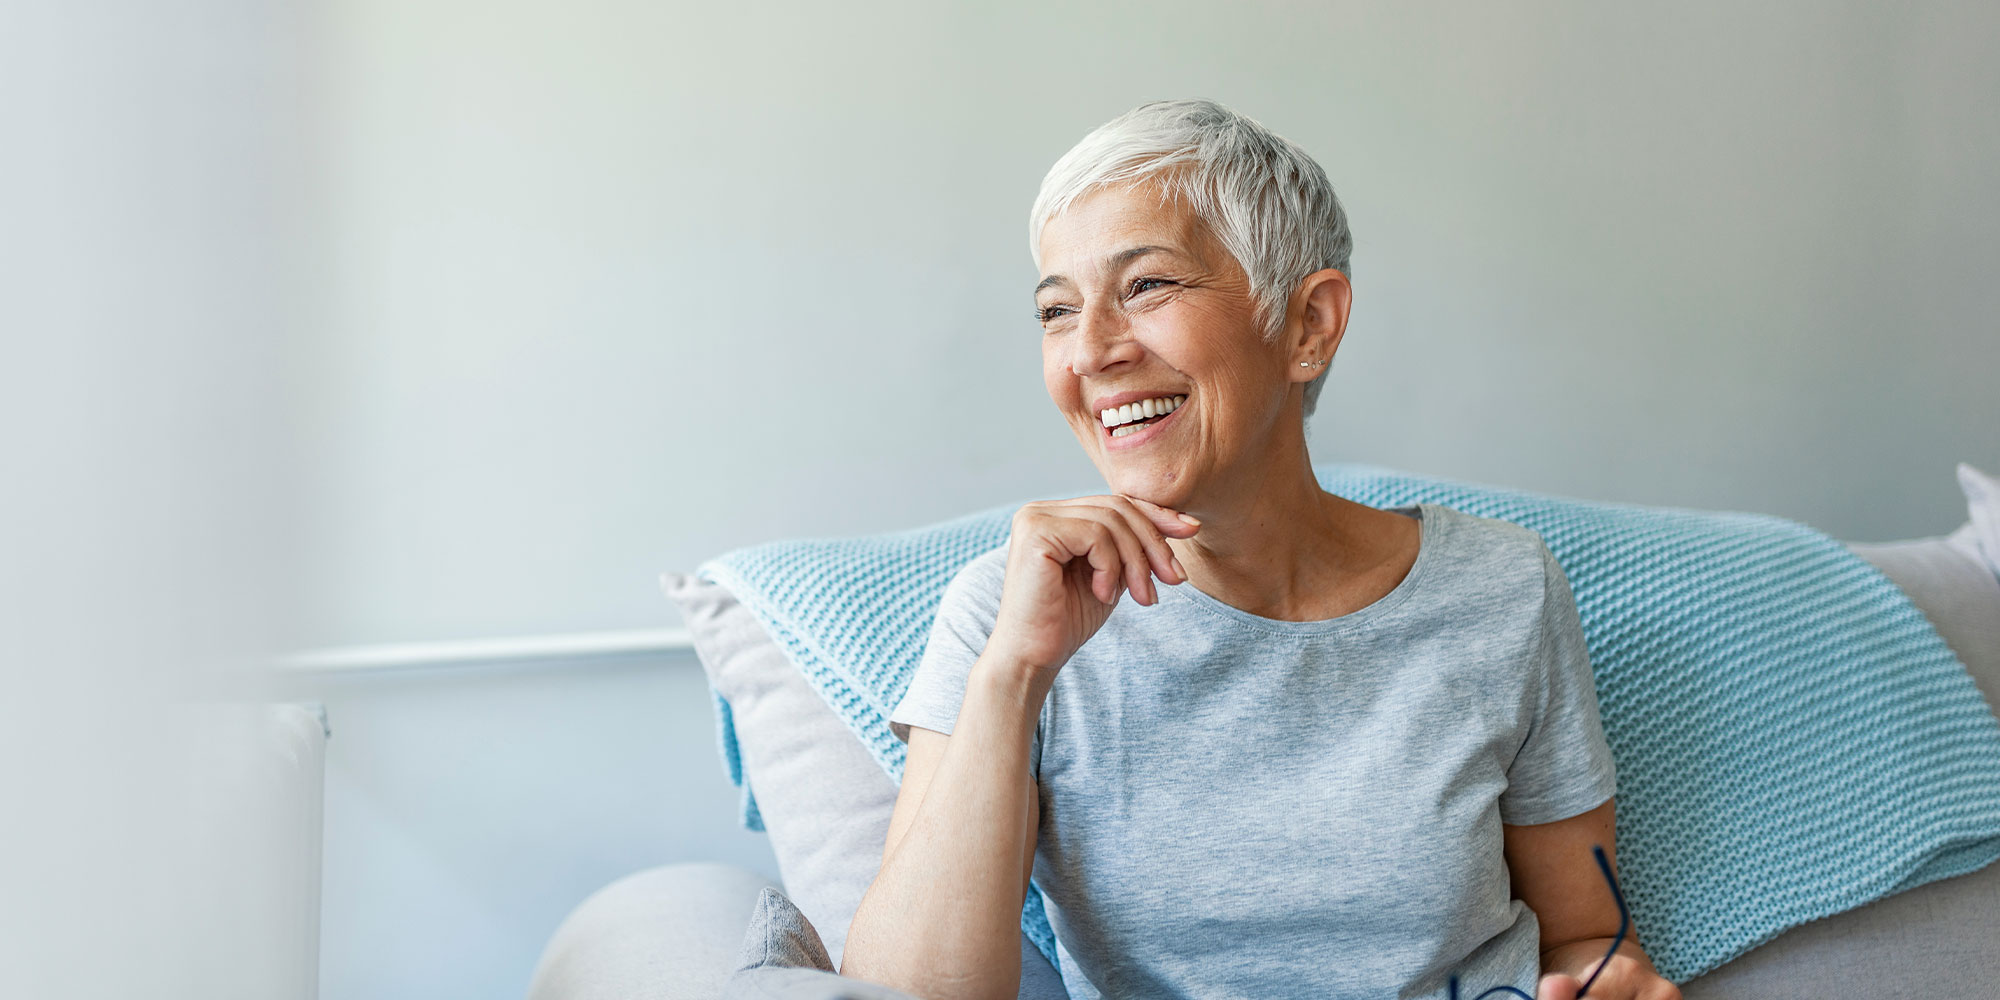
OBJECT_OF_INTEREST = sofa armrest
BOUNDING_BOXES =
[528,863,779,1000]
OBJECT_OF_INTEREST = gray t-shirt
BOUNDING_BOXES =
[888,502,1618,1000]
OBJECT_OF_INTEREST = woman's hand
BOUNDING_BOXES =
[985,494,1200,681]
[1535,938,1682,1000]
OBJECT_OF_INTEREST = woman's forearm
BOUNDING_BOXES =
[841,655,1048,1000]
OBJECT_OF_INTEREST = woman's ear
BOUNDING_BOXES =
[1288,268,1352,380]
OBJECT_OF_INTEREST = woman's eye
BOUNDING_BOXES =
[1129,277,1173,296]
[1035,305,1072,323]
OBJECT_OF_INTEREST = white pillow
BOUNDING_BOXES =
[1947,462,2000,580]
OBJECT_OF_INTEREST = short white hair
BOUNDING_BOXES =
[1029,99,1354,417]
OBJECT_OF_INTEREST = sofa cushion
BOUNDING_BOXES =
[526,863,779,1000]
[1680,853,2000,998]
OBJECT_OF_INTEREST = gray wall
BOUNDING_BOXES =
[290,2,1999,999]
[3,1,317,997]
[304,0,2000,650]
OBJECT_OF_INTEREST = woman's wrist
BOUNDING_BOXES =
[969,651,1055,719]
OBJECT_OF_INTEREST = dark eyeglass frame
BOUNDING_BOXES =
[1448,844,1629,1000]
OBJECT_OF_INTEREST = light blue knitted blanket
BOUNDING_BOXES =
[695,463,2000,984]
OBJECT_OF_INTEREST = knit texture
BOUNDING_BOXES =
[694,463,2000,984]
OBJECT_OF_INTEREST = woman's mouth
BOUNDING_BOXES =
[1099,394,1186,445]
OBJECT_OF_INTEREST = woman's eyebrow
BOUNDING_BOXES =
[1034,245,1183,295]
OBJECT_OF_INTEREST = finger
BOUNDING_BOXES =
[1047,494,1199,541]
[1022,505,1120,606]
[1099,496,1187,586]
[1062,507,1159,605]
[1536,973,1581,1000]
[1062,519,1125,607]
[1117,494,1203,539]
[1046,497,1182,588]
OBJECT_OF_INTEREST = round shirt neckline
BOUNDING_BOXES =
[1162,502,1443,636]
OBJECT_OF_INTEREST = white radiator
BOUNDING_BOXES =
[176,701,331,1000]
[267,702,329,1000]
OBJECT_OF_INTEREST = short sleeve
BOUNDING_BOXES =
[888,546,1044,774]
[1498,543,1618,826]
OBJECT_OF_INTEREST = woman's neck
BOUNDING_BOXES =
[1166,448,1391,621]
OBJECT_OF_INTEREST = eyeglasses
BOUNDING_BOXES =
[1448,844,1629,1000]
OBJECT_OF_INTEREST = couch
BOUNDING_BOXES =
[529,466,2000,1000]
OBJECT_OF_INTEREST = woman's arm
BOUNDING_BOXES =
[840,657,1046,1000]
[1503,798,1681,999]
[841,495,1195,999]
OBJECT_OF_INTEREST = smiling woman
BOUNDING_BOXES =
[1030,180,1348,514]
[839,100,1680,1000]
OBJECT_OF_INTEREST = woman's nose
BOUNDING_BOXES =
[1068,304,1143,376]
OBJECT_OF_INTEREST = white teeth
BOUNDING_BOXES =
[1097,395,1184,429]
[1110,424,1143,438]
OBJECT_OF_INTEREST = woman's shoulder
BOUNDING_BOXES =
[935,542,1010,610]
[1421,503,1559,588]
[954,541,1010,583]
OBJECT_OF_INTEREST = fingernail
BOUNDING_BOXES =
[1177,513,1201,527]
[1170,555,1187,581]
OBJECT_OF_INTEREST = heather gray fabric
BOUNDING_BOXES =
[526,863,778,1000]
[667,572,1073,999]
[734,887,836,972]
[722,887,928,999]
[890,503,1618,999]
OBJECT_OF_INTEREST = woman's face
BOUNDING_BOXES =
[1034,182,1299,511]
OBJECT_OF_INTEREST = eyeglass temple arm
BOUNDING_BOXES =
[1573,843,1629,999]
[1447,842,1630,1000]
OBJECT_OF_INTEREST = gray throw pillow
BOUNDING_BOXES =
[723,887,919,1000]
[662,572,901,970]
[663,573,1072,1000]
[1844,461,2000,710]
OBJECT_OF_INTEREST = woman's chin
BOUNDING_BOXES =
[1099,464,1192,510]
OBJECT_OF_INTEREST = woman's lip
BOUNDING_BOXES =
[1102,399,1184,450]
